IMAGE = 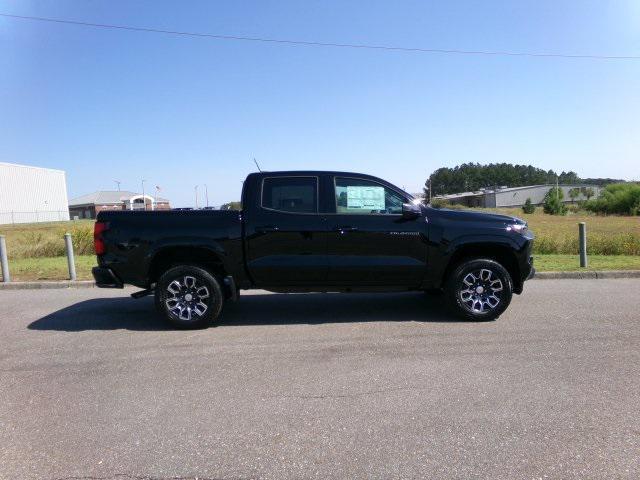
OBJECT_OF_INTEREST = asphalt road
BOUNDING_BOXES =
[1,279,639,480]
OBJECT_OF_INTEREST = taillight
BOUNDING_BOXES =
[94,221,109,255]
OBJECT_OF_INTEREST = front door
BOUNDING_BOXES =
[326,176,428,286]
[246,176,328,286]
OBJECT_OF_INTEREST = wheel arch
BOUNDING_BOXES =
[147,245,227,284]
[441,242,522,293]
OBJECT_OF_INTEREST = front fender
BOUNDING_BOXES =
[427,233,529,288]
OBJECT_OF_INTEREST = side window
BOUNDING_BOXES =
[335,177,406,215]
[262,177,318,213]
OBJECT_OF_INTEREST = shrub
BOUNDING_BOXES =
[430,198,450,209]
[543,187,567,215]
[429,199,467,210]
[566,204,582,214]
[584,183,640,215]
[521,198,536,214]
[69,225,95,255]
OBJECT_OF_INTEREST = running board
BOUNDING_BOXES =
[131,288,154,299]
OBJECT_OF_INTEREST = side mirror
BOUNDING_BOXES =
[402,202,421,219]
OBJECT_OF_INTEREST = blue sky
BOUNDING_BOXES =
[1,1,639,207]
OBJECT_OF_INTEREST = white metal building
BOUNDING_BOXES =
[0,162,70,224]
[436,184,601,208]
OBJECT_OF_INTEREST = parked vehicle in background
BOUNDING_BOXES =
[92,171,535,328]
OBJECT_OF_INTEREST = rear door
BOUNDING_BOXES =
[326,176,428,286]
[245,175,328,286]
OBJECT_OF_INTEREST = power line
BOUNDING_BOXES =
[1,12,639,60]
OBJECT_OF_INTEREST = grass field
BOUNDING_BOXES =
[0,212,638,281]
[488,207,640,237]
[6,255,95,281]
[0,220,95,259]
[477,208,640,255]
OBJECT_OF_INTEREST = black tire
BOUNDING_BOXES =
[155,265,224,329]
[444,258,512,321]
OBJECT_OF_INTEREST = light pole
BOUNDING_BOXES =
[194,185,199,209]
[141,179,146,211]
[114,180,121,191]
[204,184,209,208]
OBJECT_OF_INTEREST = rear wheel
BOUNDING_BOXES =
[444,258,512,321]
[155,265,223,329]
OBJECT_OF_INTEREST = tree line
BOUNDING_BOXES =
[423,162,624,197]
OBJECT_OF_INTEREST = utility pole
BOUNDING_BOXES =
[556,176,559,201]
[204,184,209,208]
[194,185,199,209]
[429,178,432,203]
[114,180,121,191]
[141,179,146,211]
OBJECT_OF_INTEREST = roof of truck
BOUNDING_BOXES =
[246,171,414,198]
[248,170,381,177]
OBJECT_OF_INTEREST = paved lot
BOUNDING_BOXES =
[1,279,639,479]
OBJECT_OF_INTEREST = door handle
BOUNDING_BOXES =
[256,225,280,233]
[334,226,358,233]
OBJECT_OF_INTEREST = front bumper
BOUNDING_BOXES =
[527,266,536,280]
[92,266,124,288]
[525,255,535,280]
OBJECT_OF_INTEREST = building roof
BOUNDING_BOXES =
[0,161,66,174]
[436,184,599,200]
[69,191,169,207]
[436,191,484,200]
[492,184,597,193]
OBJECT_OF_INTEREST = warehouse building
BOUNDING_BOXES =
[0,162,70,224]
[68,191,171,219]
[435,184,601,208]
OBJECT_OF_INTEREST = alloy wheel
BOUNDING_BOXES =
[458,268,504,313]
[165,275,211,321]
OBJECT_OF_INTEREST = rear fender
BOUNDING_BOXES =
[145,238,228,282]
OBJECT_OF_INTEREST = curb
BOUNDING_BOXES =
[0,280,96,290]
[533,270,640,280]
[1,271,640,290]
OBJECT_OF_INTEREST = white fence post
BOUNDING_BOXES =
[64,233,77,281]
[0,235,10,283]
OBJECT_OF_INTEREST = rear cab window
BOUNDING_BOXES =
[261,177,319,214]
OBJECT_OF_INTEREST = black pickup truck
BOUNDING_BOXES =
[93,171,534,328]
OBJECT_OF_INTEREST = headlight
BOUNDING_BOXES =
[506,223,527,233]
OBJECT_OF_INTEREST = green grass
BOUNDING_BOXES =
[1,216,638,280]
[2,254,639,282]
[534,255,640,272]
[4,255,96,281]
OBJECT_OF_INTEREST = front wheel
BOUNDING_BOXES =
[155,265,224,329]
[444,259,513,321]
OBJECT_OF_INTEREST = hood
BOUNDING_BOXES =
[429,207,526,225]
